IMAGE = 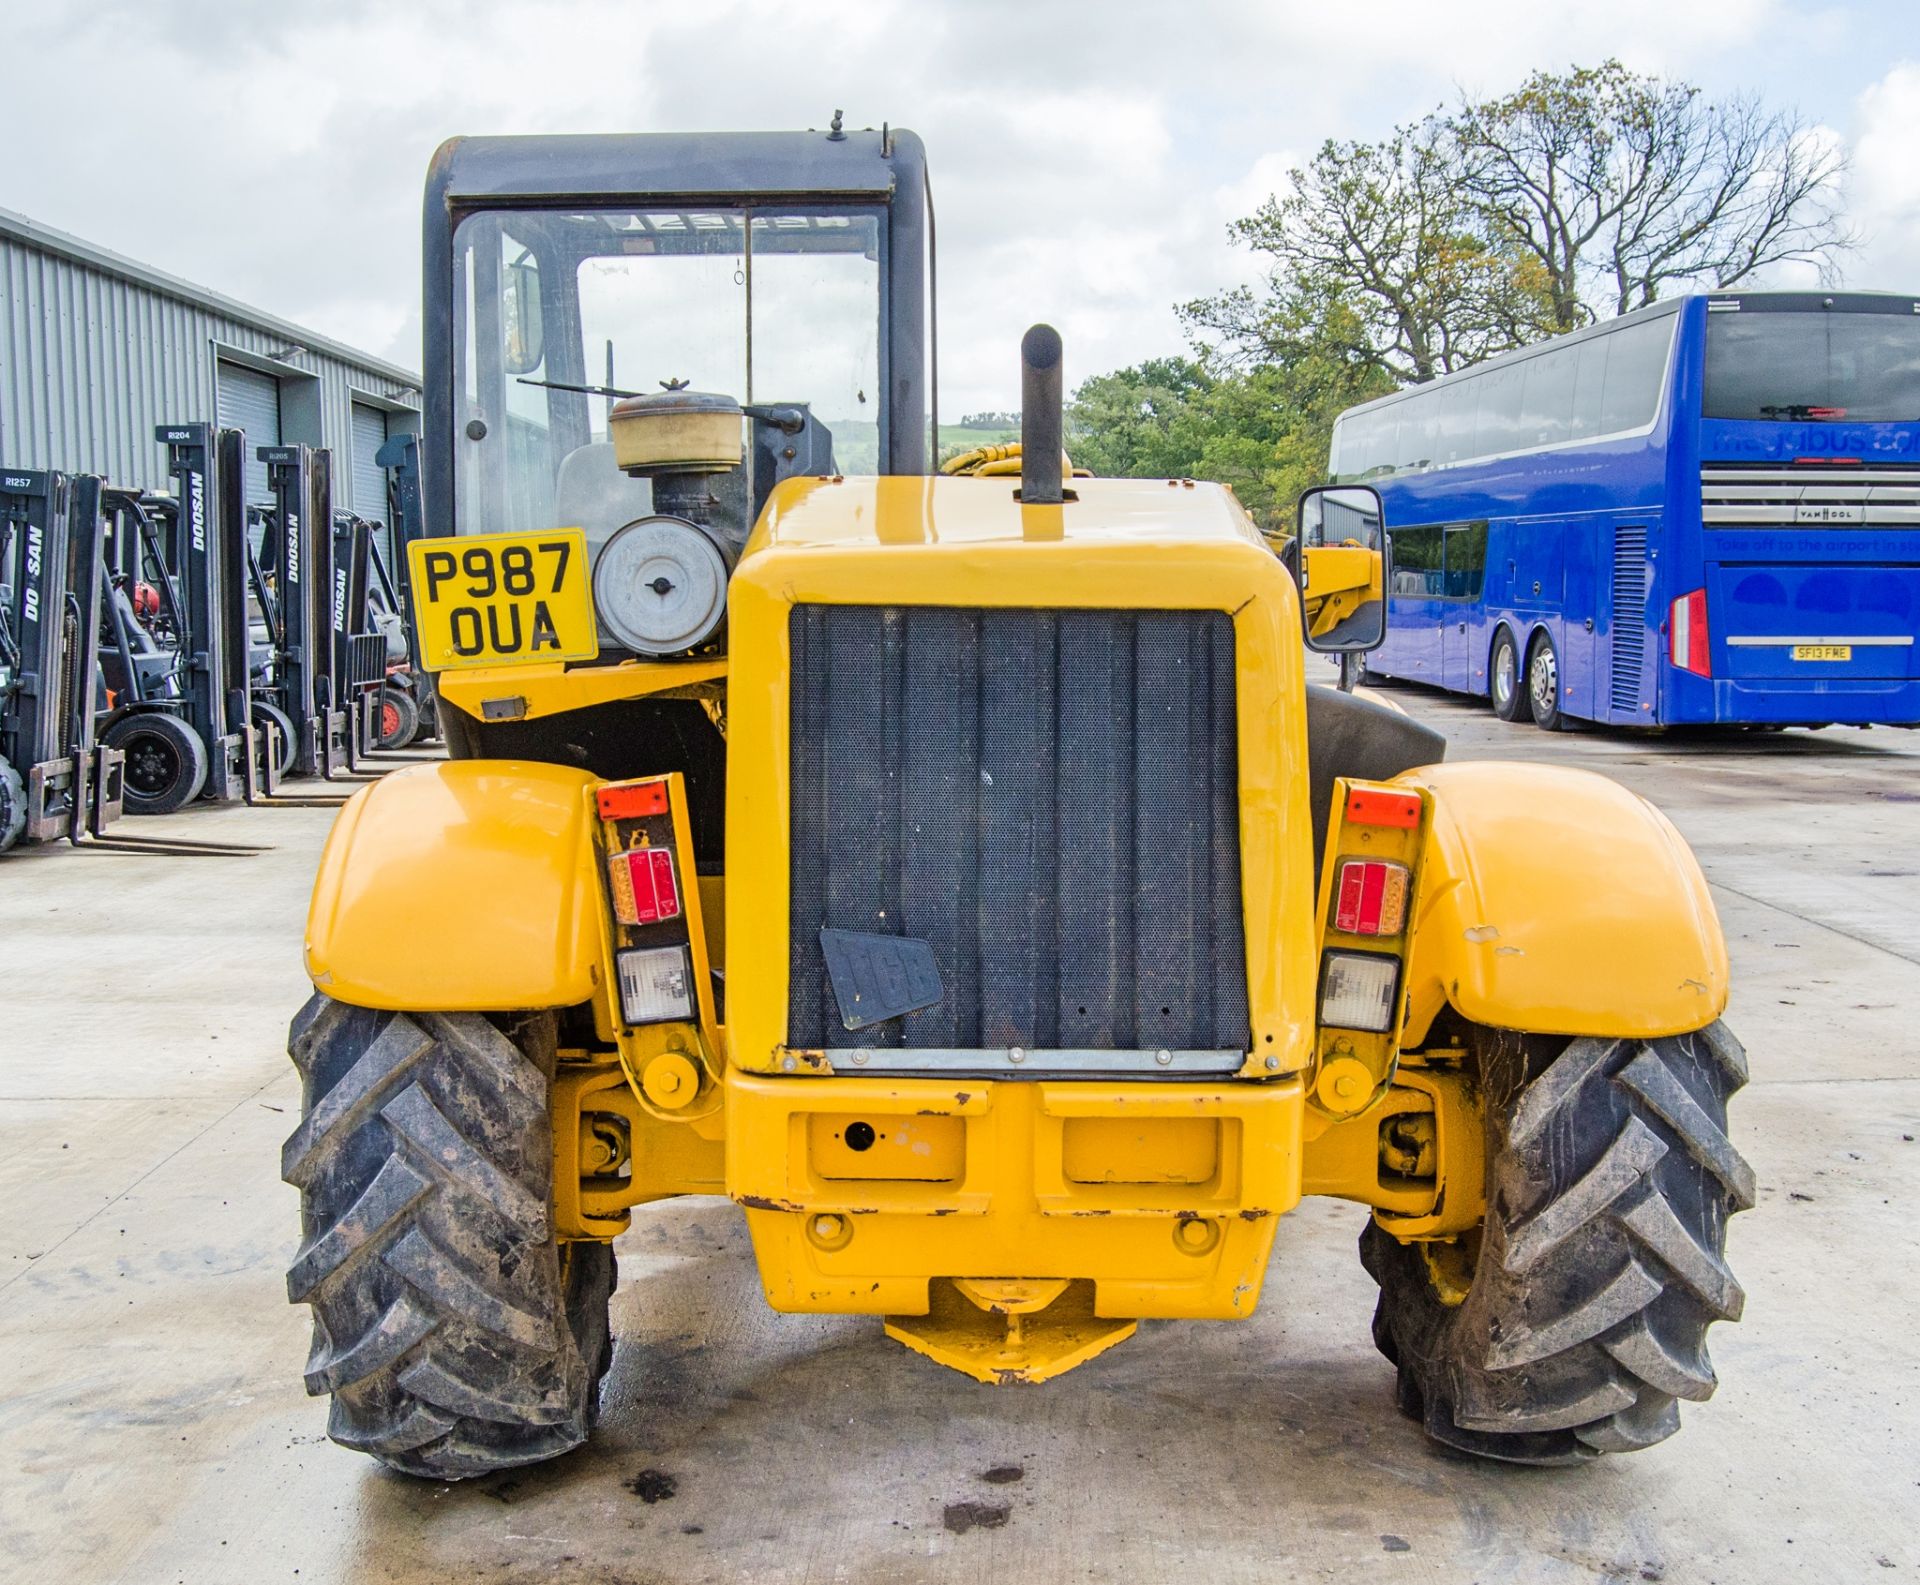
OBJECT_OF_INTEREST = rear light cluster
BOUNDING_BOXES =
[1333,858,1409,936]
[608,846,680,926]
[1671,589,1710,677]
[1318,783,1428,1043]
[596,775,702,1029]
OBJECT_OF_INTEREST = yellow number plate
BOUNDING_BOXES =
[408,529,597,671]
[1791,644,1851,662]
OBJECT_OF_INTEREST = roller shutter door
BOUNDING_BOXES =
[350,402,391,567]
[215,362,281,508]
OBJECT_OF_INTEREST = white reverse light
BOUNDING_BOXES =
[1319,951,1401,1034]
[616,945,695,1025]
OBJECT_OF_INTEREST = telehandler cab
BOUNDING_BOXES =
[284,126,1751,1478]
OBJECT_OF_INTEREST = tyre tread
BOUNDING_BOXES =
[1365,1022,1751,1464]
[283,995,611,1479]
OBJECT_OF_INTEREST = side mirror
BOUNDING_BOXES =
[504,252,544,376]
[1291,484,1388,655]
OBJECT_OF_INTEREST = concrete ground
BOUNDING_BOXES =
[2,695,1916,1585]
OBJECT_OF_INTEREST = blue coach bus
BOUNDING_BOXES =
[1329,291,1920,728]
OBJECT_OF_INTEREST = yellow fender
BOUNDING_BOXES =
[1398,762,1728,1042]
[304,760,605,1011]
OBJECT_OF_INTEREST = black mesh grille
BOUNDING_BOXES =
[787,605,1250,1053]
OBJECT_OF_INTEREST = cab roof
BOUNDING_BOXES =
[431,128,920,209]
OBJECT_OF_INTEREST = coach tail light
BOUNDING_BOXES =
[1670,589,1711,677]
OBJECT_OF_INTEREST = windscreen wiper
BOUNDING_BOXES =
[516,377,645,399]
[517,377,809,435]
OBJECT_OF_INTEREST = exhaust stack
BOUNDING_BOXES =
[1019,324,1065,506]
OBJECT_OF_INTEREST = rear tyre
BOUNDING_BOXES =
[283,997,614,1479]
[252,699,298,779]
[1363,1022,1753,1465]
[103,711,208,815]
[1526,632,1567,731]
[376,683,421,751]
[0,757,26,852]
[1490,628,1530,723]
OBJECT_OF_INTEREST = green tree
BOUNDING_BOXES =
[1066,330,1390,531]
[1065,357,1214,479]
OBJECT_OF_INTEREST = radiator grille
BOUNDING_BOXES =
[786,605,1250,1060]
[1610,527,1650,712]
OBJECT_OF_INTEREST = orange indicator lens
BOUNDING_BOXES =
[597,780,670,820]
[1345,787,1422,829]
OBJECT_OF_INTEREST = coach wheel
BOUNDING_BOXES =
[1490,629,1530,723]
[1527,633,1567,732]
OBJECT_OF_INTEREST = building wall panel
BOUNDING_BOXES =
[0,209,419,498]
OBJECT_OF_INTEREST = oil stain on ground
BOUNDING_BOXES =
[943,1500,1011,1534]
[623,1468,677,1503]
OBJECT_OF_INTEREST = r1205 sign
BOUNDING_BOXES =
[407,527,598,670]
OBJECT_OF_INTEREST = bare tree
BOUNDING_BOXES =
[1454,60,1851,329]
[1183,116,1554,384]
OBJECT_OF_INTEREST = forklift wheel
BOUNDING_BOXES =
[252,700,298,779]
[103,712,209,815]
[0,757,25,852]
[376,684,421,750]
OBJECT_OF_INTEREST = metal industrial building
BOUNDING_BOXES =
[0,205,419,556]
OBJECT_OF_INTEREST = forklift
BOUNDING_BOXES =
[0,468,124,850]
[94,426,260,812]
[328,508,404,762]
[373,430,438,745]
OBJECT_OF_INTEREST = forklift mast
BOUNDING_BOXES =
[0,468,125,843]
[374,431,425,672]
[260,444,330,774]
[155,424,255,800]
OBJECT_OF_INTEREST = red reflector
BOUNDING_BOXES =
[611,847,680,925]
[1345,788,1422,829]
[598,780,670,820]
[1670,589,1710,678]
[1333,859,1409,935]
[1793,455,1862,465]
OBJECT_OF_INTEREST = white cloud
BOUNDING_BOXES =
[1845,61,1920,289]
[4,0,1877,419]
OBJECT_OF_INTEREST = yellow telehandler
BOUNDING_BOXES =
[283,127,1750,1477]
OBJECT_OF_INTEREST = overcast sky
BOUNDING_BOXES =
[10,0,1920,416]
